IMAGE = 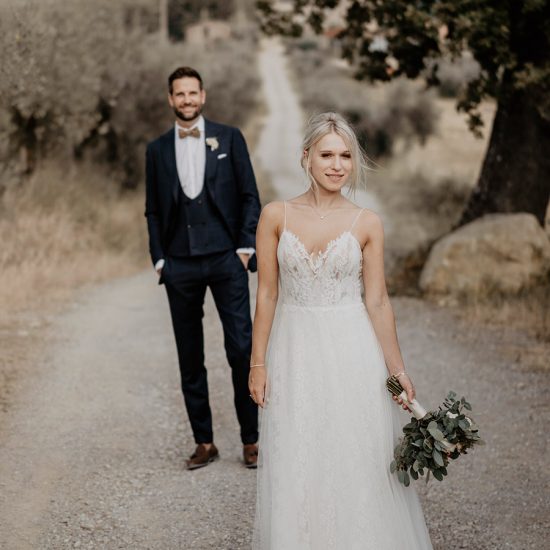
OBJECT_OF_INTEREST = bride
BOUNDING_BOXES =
[248,112,433,549]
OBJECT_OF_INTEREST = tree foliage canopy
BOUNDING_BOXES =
[257,0,550,135]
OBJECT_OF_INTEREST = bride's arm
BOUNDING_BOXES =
[360,212,415,406]
[248,202,282,408]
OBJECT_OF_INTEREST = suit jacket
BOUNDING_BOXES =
[145,119,261,272]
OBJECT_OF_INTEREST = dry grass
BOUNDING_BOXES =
[458,284,550,343]
[455,283,550,373]
[0,161,148,314]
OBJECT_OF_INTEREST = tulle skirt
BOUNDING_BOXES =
[253,302,433,549]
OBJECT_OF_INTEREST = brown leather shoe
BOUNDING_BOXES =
[186,443,219,470]
[243,443,258,469]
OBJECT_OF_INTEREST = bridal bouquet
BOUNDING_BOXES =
[386,376,483,486]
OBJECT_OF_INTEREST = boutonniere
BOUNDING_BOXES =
[206,137,219,151]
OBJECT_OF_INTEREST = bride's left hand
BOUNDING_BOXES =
[249,366,267,408]
[391,373,415,412]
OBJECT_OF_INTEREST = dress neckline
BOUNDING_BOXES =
[280,229,362,272]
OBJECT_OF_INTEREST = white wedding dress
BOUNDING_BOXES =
[253,203,433,549]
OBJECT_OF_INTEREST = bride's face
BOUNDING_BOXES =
[306,132,353,192]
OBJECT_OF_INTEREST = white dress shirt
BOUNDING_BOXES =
[154,118,254,273]
[175,117,205,200]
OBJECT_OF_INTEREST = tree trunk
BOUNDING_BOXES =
[459,80,550,227]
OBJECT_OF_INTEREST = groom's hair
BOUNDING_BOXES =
[168,66,203,93]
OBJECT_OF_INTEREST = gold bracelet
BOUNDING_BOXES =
[250,363,265,368]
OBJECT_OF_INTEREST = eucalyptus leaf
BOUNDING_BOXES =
[429,427,446,441]
[458,419,470,430]
[433,449,444,467]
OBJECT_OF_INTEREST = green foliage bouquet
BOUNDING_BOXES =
[386,376,483,486]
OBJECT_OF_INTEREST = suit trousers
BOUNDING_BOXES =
[163,249,258,445]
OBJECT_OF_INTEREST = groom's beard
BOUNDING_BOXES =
[173,104,202,122]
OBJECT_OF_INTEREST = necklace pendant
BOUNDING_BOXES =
[320,215,325,219]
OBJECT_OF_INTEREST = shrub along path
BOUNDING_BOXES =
[0,38,547,550]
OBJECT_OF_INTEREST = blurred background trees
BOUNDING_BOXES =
[257,0,550,226]
[0,0,261,310]
[0,0,257,190]
[166,0,236,40]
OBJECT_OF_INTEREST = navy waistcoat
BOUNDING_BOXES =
[167,184,234,257]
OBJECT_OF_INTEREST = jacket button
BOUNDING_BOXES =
[187,224,191,228]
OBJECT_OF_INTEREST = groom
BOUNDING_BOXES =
[145,66,261,469]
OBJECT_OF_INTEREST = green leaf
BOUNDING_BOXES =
[403,471,410,487]
[390,460,396,473]
[433,469,444,481]
[433,449,444,467]
[464,402,472,411]
[410,468,419,480]
[397,470,405,484]
[458,419,470,430]
[428,427,446,441]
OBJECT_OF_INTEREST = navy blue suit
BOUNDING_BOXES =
[145,120,261,445]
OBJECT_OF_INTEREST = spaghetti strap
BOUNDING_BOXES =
[350,208,364,231]
[283,200,287,231]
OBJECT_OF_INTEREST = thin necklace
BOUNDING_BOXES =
[306,201,342,220]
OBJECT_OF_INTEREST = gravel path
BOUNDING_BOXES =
[0,37,548,550]
[1,277,547,549]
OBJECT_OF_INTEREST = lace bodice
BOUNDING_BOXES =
[277,208,364,307]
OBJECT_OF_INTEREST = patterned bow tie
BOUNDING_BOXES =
[178,127,201,139]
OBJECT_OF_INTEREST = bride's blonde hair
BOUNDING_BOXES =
[301,112,368,193]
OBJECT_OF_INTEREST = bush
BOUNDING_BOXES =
[285,40,439,158]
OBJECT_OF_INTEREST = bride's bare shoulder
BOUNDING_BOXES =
[359,208,383,227]
[260,201,286,230]
[352,207,384,245]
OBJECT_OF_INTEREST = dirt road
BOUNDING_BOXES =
[0,38,548,550]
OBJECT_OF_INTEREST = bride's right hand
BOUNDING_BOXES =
[391,373,415,412]
[249,366,267,408]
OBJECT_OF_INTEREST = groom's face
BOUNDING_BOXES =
[168,77,206,123]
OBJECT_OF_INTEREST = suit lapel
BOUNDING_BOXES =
[204,119,219,201]
[160,128,180,204]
